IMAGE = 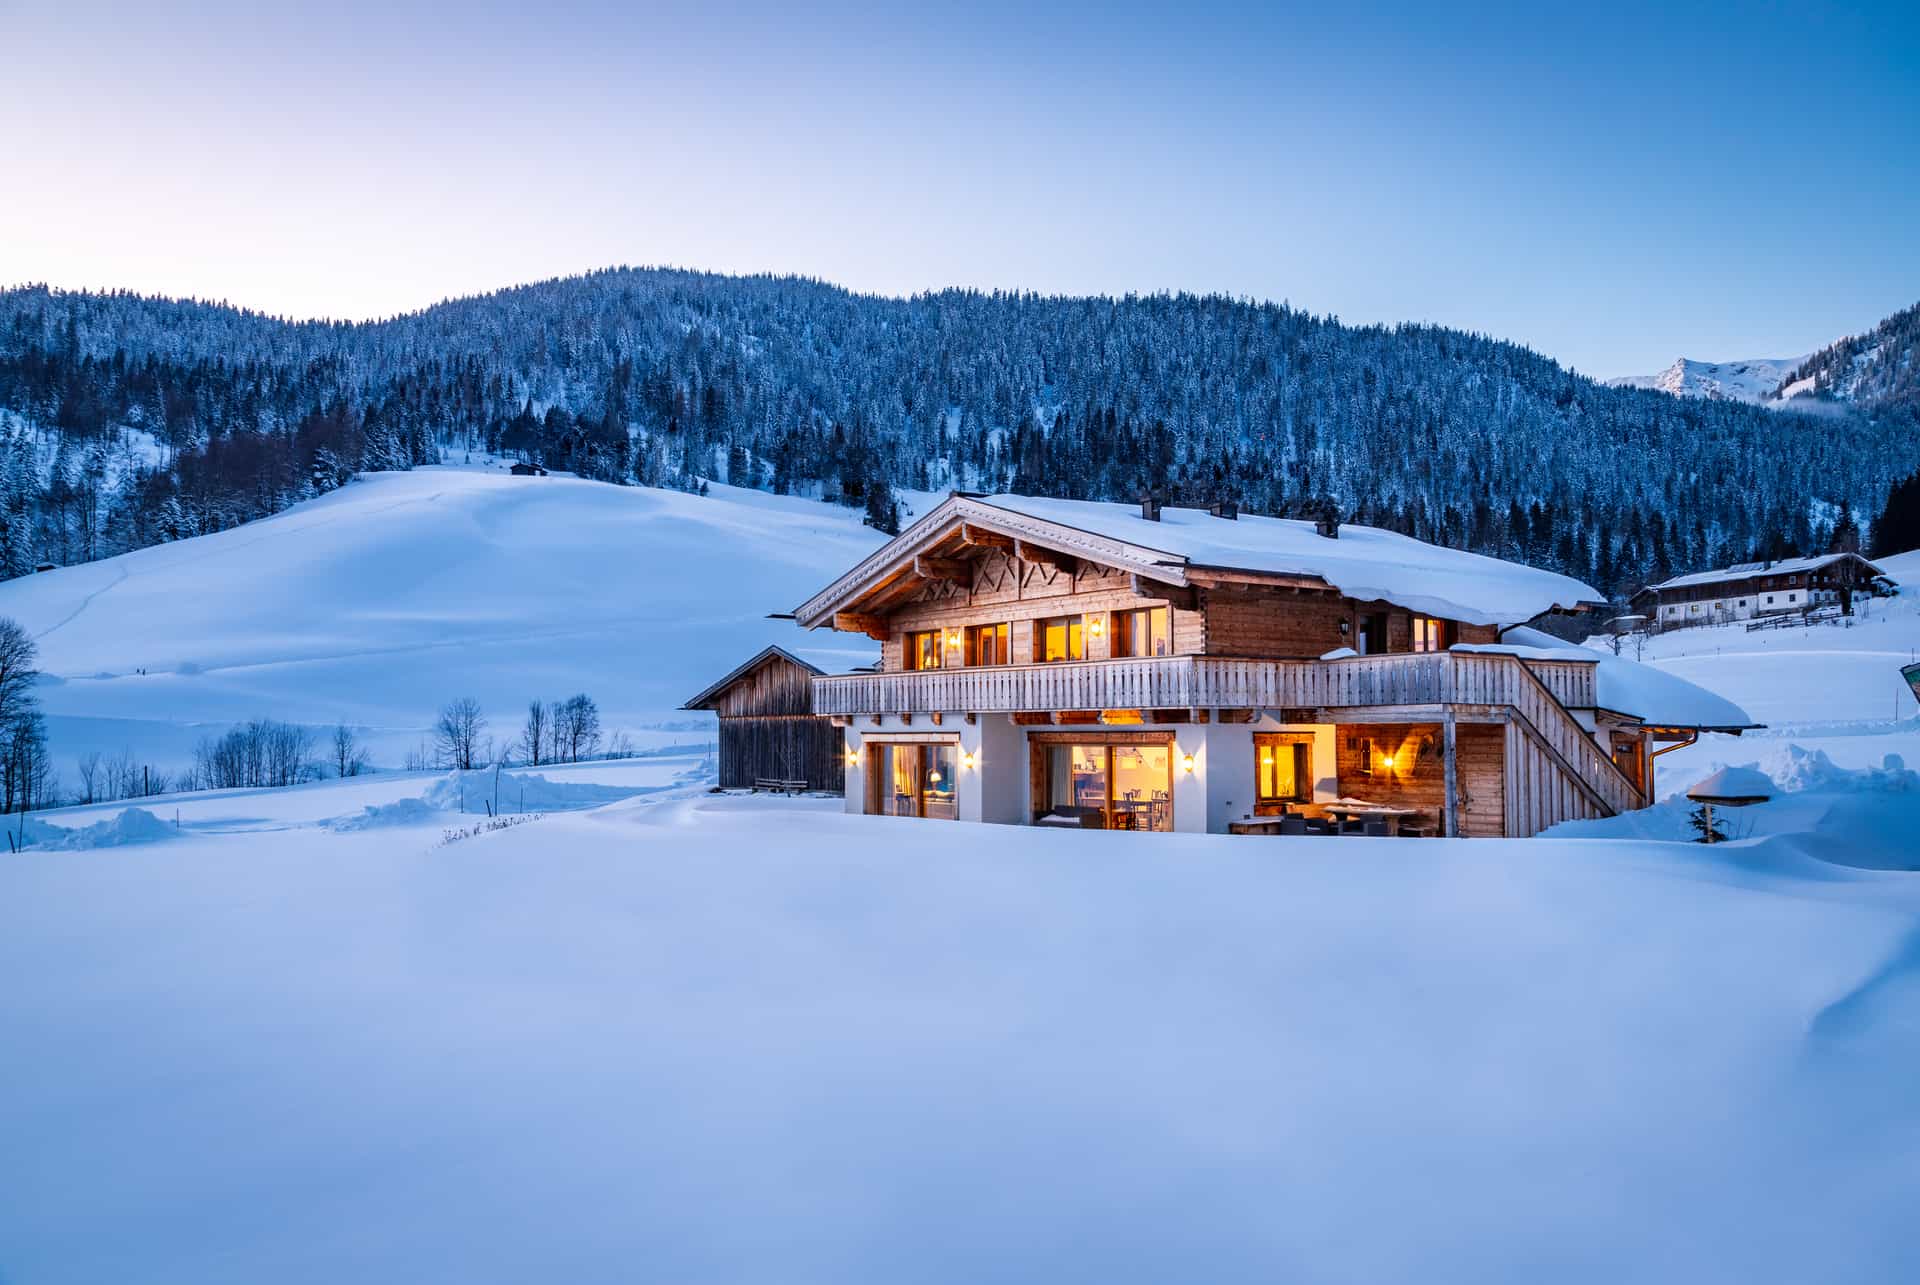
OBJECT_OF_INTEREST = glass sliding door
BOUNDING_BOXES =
[869,743,959,819]
[879,744,921,816]
[1109,744,1172,831]
[921,745,958,820]
[1036,741,1171,831]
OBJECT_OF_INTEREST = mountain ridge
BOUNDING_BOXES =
[2,266,1916,603]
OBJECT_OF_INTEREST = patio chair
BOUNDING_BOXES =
[1279,816,1309,836]
[1363,820,1391,838]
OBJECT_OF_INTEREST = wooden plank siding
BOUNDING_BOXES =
[717,715,846,792]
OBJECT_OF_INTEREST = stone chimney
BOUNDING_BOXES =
[1139,493,1162,522]
[1209,499,1238,521]
[1314,504,1340,539]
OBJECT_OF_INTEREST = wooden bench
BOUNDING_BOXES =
[751,778,811,795]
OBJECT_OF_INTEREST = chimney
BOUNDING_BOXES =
[1209,499,1238,521]
[1314,504,1340,539]
[1139,493,1162,522]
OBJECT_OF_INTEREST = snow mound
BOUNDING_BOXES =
[23,807,178,851]
[1766,746,1913,795]
[1552,745,1920,868]
[419,771,649,812]
[329,797,442,832]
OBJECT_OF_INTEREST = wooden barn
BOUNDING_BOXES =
[683,646,860,792]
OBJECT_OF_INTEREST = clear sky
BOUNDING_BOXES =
[3,0,1916,377]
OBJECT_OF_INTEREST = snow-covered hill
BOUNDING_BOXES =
[1608,354,1808,404]
[1,466,887,771]
[1585,546,1920,794]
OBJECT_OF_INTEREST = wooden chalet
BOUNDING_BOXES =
[793,493,1757,837]
[682,645,872,793]
[1629,552,1891,628]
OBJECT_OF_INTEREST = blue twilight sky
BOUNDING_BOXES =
[1,0,1916,377]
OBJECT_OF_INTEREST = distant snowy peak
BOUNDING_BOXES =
[1608,355,1810,405]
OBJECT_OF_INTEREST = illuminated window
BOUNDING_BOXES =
[1255,735,1312,809]
[1411,617,1450,653]
[1113,606,1172,657]
[1035,615,1084,663]
[904,630,943,671]
[964,622,1011,666]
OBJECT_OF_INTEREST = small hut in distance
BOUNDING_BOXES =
[683,644,876,792]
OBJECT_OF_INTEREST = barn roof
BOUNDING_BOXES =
[681,642,878,711]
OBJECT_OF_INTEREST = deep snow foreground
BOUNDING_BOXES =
[4,788,1919,1283]
[0,466,886,768]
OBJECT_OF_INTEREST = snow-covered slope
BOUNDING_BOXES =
[1,466,886,769]
[1608,354,1809,404]
[1586,547,1920,792]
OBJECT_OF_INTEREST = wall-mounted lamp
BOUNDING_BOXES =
[1180,753,1196,774]
[946,631,962,648]
[961,750,978,770]
[844,748,859,767]
[1090,616,1106,638]
[1381,754,1395,772]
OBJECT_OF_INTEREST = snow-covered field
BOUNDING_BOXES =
[3,777,1918,1281]
[4,472,1919,1280]
[0,465,886,772]
[1595,547,1920,795]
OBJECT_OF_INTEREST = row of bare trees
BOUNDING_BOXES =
[191,719,323,790]
[427,694,629,772]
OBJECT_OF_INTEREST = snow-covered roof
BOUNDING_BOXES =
[1686,767,1775,803]
[798,492,1601,628]
[1644,551,1887,592]
[1460,627,1759,730]
[977,496,1601,625]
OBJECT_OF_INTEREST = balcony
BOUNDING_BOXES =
[813,651,1598,718]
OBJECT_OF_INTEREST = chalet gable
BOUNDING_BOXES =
[791,495,1314,636]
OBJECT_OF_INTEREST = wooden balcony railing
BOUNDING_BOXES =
[813,651,1598,718]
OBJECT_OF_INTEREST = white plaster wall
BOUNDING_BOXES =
[975,716,1027,825]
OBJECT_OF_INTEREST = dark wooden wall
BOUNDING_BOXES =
[718,714,846,792]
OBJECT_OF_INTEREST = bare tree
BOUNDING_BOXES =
[76,751,104,804]
[331,724,369,778]
[519,699,547,766]
[435,698,487,771]
[0,618,38,731]
[556,693,601,763]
